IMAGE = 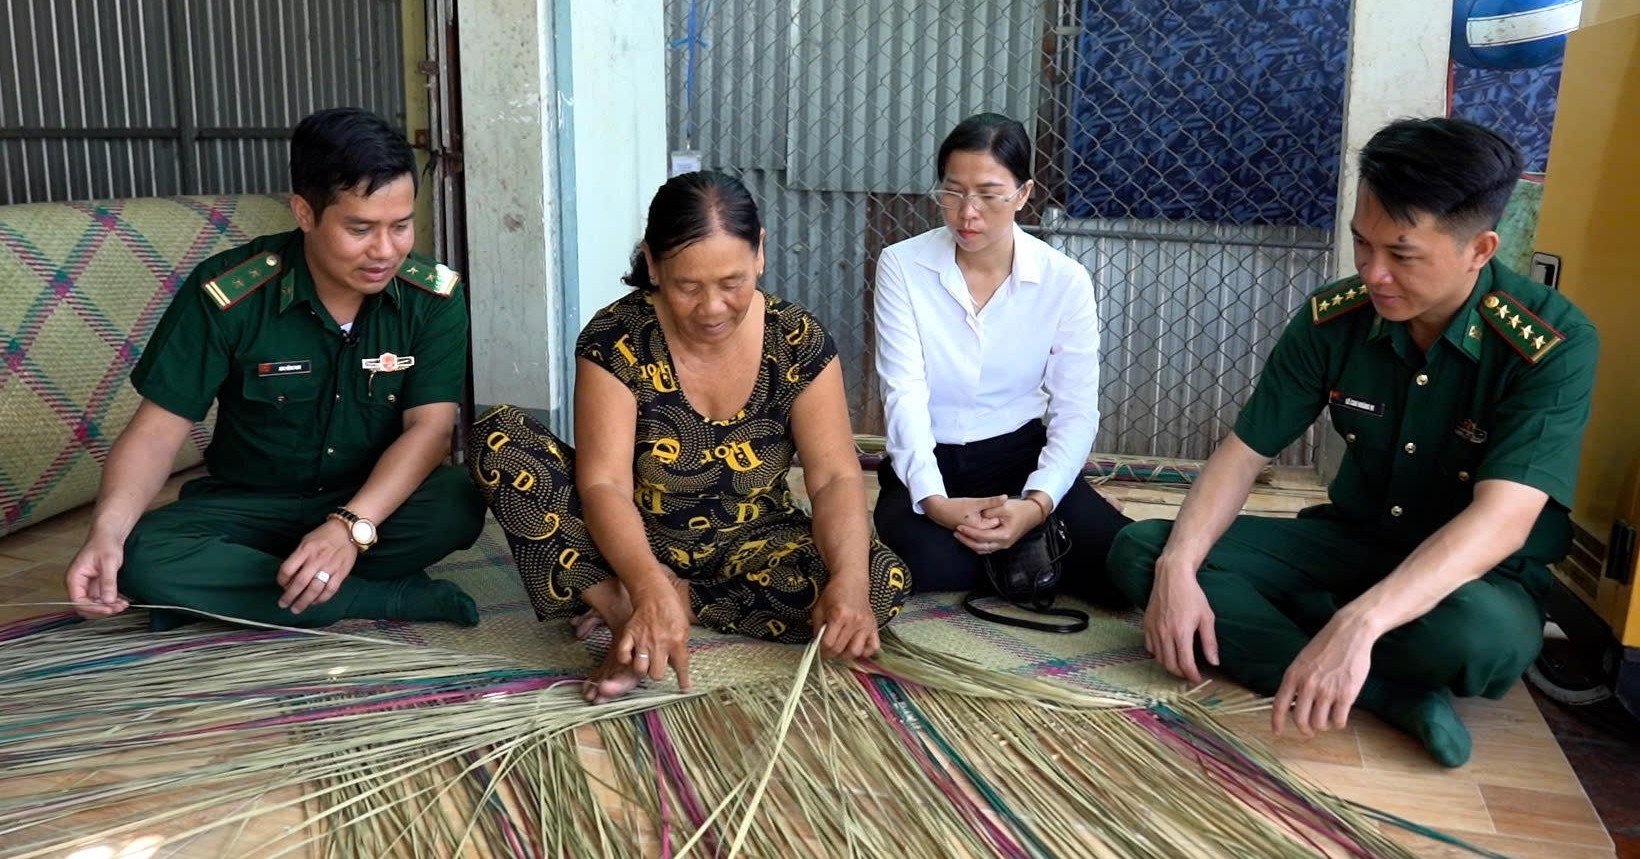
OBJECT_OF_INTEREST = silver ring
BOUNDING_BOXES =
[315,570,332,584]
[635,651,650,658]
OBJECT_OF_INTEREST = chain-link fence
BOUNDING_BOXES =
[664,0,1348,467]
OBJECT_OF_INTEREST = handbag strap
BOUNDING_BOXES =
[961,591,1090,633]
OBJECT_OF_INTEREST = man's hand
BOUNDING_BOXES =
[810,575,880,660]
[1143,564,1220,683]
[277,517,359,615]
[954,497,1046,555]
[64,530,130,619]
[1272,615,1376,737]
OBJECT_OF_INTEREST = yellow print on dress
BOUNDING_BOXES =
[699,439,764,472]
[613,334,639,367]
[650,437,682,465]
[785,315,811,346]
[522,512,561,542]
[640,361,679,392]
[724,539,770,577]
[634,481,666,513]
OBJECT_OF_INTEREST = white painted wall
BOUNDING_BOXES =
[560,1,668,333]
[459,1,665,434]
[458,0,564,418]
[1330,0,1456,278]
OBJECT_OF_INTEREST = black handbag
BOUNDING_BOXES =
[961,513,1090,633]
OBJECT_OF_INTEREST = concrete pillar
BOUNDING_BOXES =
[1331,0,1456,279]
[458,0,565,425]
[1318,0,1455,477]
[459,0,665,437]
[559,1,668,335]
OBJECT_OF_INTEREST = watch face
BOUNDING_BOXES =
[350,520,375,544]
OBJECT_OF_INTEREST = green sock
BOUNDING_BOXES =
[350,575,479,627]
[1358,677,1472,767]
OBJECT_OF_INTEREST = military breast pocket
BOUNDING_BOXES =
[241,366,319,412]
[1328,404,1389,454]
[358,369,407,412]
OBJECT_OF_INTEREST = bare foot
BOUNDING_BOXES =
[583,649,647,703]
[571,609,605,640]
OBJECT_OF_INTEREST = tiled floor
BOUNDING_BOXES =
[0,466,1626,857]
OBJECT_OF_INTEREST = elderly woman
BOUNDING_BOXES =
[470,171,910,701]
[872,112,1130,606]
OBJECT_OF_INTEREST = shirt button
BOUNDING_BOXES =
[1390,505,1404,517]
[1415,373,1430,386]
[1345,432,1357,444]
[1457,471,1471,482]
[387,393,397,404]
[1404,442,1417,454]
[326,447,335,455]
[334,393,342,401]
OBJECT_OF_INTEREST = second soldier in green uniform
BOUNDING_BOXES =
[63,108,486,630]
[1108,118,1598,766]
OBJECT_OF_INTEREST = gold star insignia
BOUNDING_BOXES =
[1496,303,1512,319]
[406,265,421,275]
[1467,325,1481,338]
[1509,314,1521,329]
[1533,335,1547,350]
[1521,323,1535,340]
[1345,286,1359,299]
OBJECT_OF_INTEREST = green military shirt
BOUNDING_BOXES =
[131,230,468,493]
[1233,259,1598,564]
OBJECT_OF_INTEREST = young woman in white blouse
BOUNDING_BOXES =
[872,112,1129,603]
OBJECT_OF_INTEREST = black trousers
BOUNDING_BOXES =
[872,420,1131,606]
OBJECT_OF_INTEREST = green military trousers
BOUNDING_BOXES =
[120,466,486,630]
[1107,513,1546,700]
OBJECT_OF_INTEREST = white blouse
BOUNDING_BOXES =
[874,225,1102,513]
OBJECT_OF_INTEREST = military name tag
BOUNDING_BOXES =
[1454,418,1489,444]
[1328,390,1384,417]
[362,352,415,372]
[257,359,312,377]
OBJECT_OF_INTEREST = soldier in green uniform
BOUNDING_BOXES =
[63,108,485,630]
[1107,117,1598,767]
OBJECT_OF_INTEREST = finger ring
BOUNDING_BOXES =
[315,570,331,584]
[635,652,650,658]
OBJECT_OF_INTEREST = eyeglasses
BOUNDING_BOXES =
[928,184,1029,211]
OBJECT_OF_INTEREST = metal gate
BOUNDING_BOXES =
[664,0,1347,466]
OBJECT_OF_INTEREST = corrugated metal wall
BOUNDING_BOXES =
[0,0,405,205]
[1040,212,1331,466]
[786,0,1040,193]
[664,0,1336,464]
[666,0,1040,422]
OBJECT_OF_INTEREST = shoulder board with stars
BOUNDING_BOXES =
[397,259,460,298]
[1309,277,1371,324]
[203,252,283,311]
[1480,290,1565,364]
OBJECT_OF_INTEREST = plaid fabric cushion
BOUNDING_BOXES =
[0,195,295,537]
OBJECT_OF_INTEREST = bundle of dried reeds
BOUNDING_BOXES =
[0,610,1419,858]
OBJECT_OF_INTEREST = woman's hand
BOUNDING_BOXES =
[613,571,693,690]
[923,495,1007,532]
[954,497,1046,555]
[810,574,880,660]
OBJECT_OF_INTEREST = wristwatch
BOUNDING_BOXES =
[328,507,379,552]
